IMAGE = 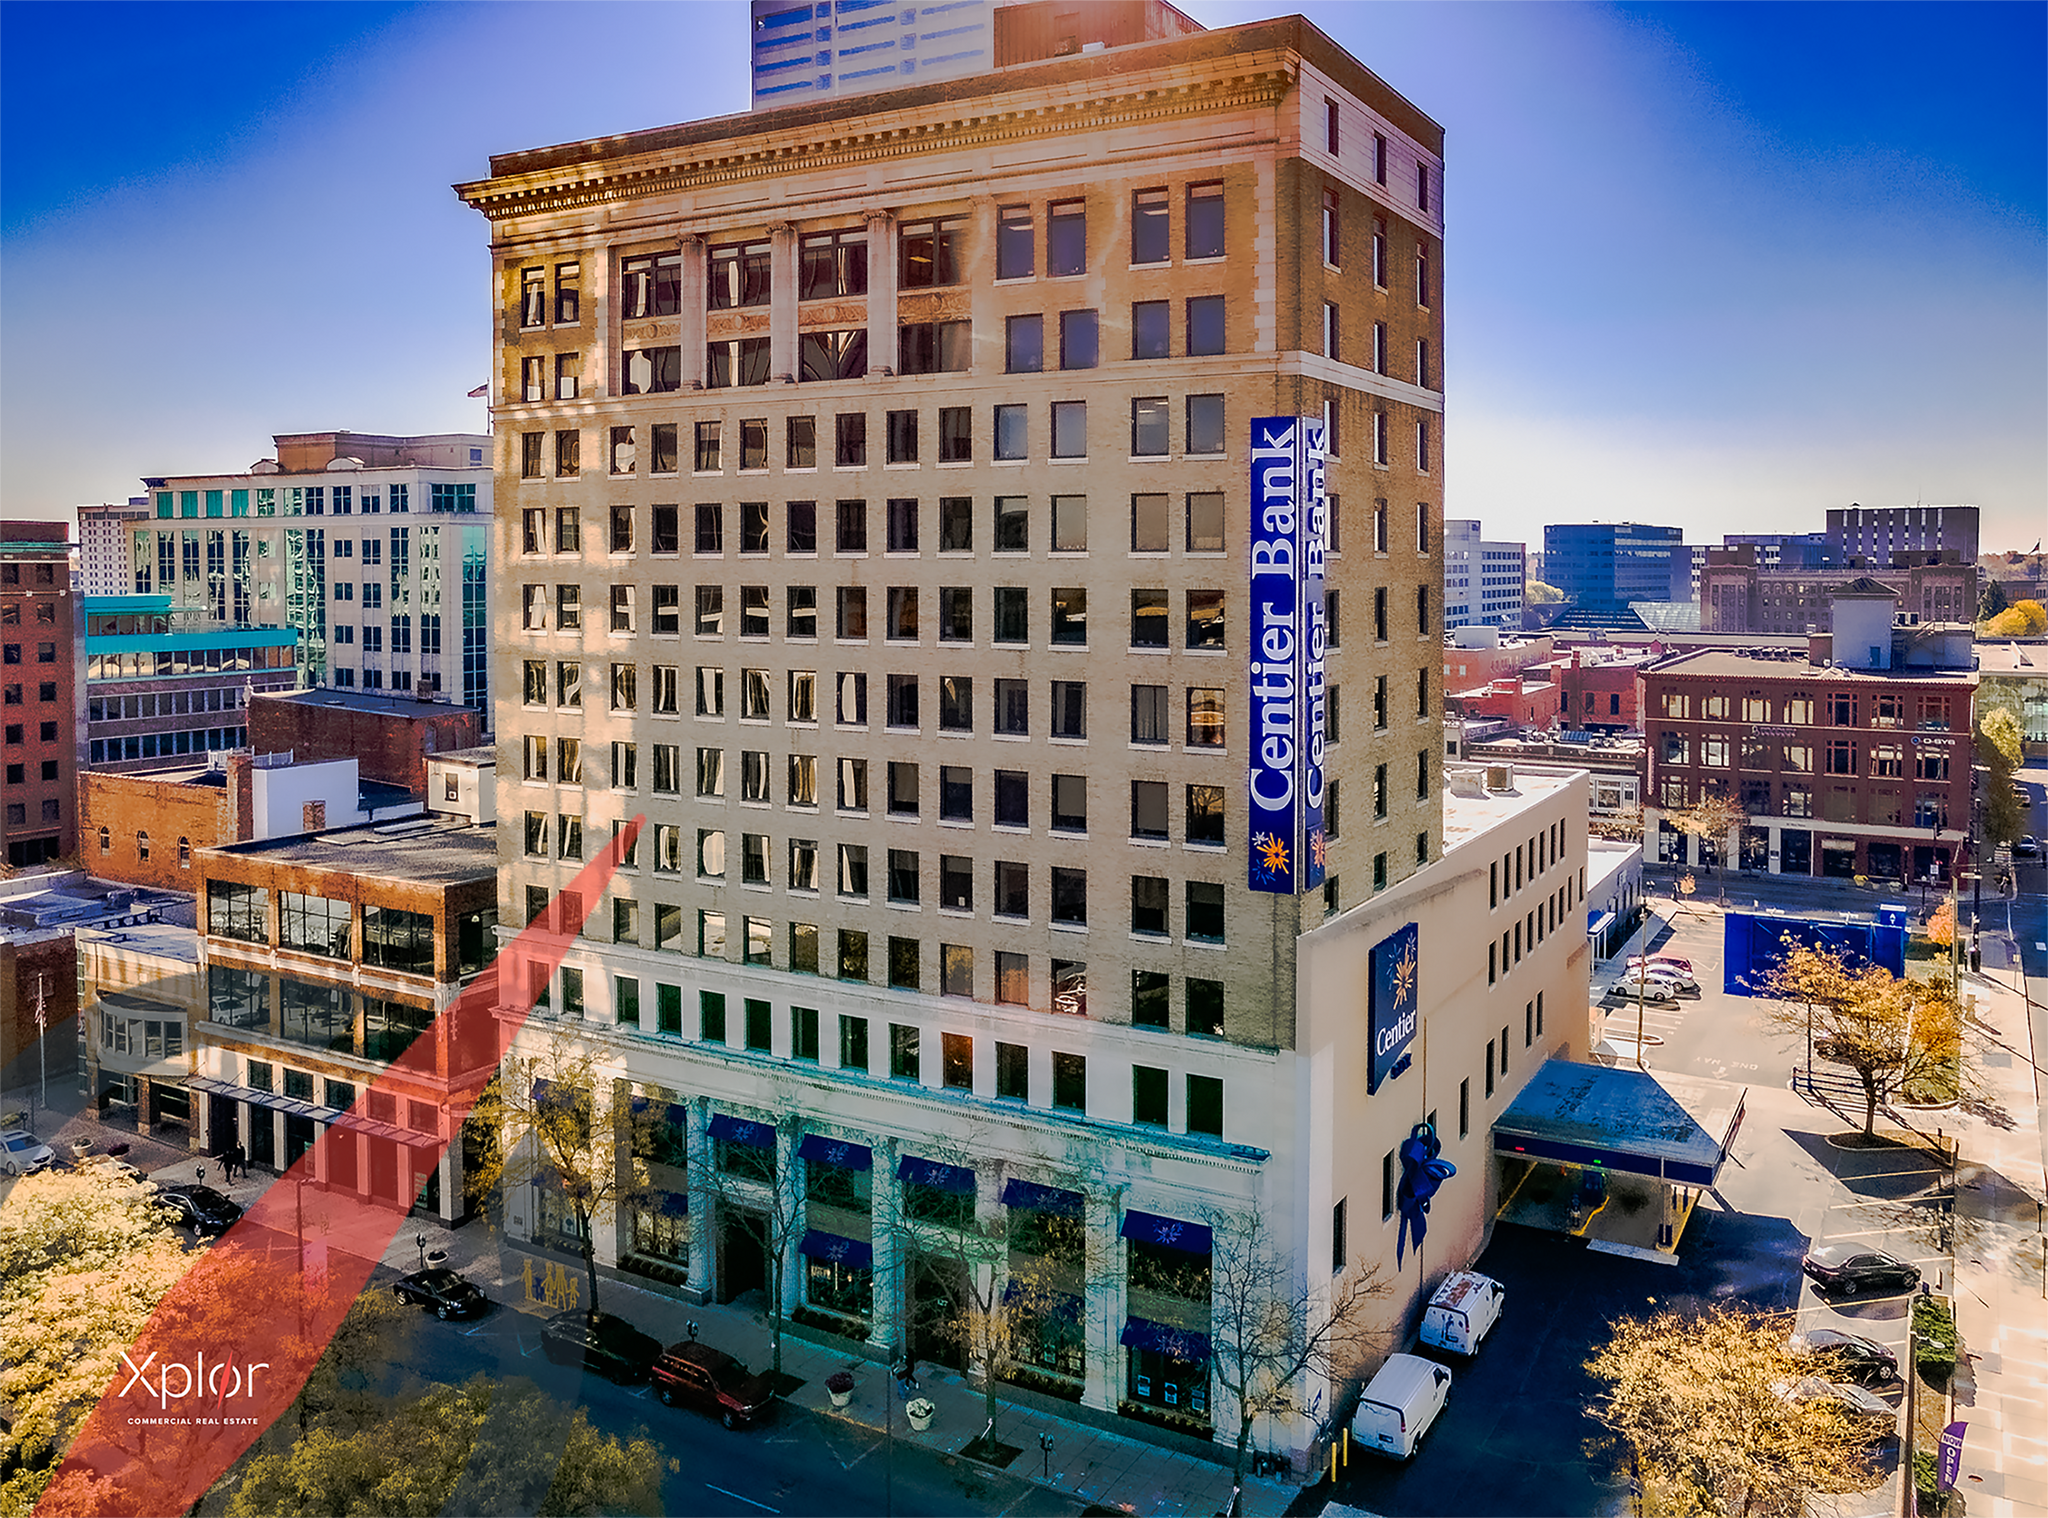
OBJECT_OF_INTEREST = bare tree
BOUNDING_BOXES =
[1587,1305,1881,1516]
[1206,1207,1389,1514]
[467,1020,667,1318]
[1761,941,1973,1139]
[690,1094,805,1382]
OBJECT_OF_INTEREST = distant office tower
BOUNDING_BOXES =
[1542,523,1685,616]
[124,432,493,720]
[77,500,153,596]
[0,521,80,866]
[1442,519,1524,629]
[1827,504,1978,566]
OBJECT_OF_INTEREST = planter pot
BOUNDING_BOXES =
[906,1400,935,1431]
[829,1389,853,1409]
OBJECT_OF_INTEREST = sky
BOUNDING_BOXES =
[2,1,2042,551]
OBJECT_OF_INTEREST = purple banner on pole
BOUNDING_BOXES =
[1246,414,1328,895]
[1937,1421,1968,1491]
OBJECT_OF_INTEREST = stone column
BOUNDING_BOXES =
[679,235,708,390]
[438,1129,463,1225]
[686,1097,714,1296]
[134,1074,152,1136]
[868,1135,902,1353]
[770,222,798,384]
[1081,1189,1125,1413]
[865,210,897,376]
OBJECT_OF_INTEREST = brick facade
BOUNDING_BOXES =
[247,691,483,796]
[79,769,236,890]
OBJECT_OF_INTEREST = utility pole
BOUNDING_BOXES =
[34,971,49,1119]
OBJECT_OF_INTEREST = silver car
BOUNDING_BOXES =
[1,1129,56,1177]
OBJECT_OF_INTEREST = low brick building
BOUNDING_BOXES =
[247,688,484,796]
[188,820,499,1220]
[0,924,79,1116]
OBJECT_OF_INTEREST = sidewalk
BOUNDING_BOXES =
[124,1146,1296,1517]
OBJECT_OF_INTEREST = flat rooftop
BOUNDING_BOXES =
[431,745,498,764]
[1496,1060,1747,1176]
[1974,641,2047,675]
[1645,649,1977,685]
[1441,763,1586,853]
[78,919,200,966]
[202,818,495,885]
[257,688,481,718]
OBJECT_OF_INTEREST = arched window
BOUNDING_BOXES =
[177,837,191,868]
[97,826,110,854]
[136,831,150,862]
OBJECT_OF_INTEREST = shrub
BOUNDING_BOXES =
[826,1370,855,1394]
[1912,1293,1957,1375]
[1913,1448,1948,1514]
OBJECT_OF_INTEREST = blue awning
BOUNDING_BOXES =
[1001,1177,1084,1216]
[709,1113,776,1149]
[799,1229,874,1268]
[1120,1210,1212,1253]
[629,1095,691,1130]
[1120,1317,1211,1360]
[798,1133,874,1170]
[897,1155,975,1193]
[1002,1281,1082,1321]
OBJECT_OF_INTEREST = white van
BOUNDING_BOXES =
[1351,1352,1452,1459]
[1418,1271,1504,1356]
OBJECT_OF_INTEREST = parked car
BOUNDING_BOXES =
[1418,1271,1504,1357]
[0,1130,55,1177]
[540,1310,661,1382]
[1773,1376,1897,1440]
[1351,1353,1451,1459]
[2014,836,2041,860]
[1800,1244,1920,1296]
[393,1267,490,1320]
[1605,977,1681,1005]
[72,1153,144,1184]
[1789,1327,1899,1386]
[652,1340,775,1428]
[151,1183,244,1237]
[1624,956,1699,990]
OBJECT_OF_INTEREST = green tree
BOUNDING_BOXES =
[1978,578,2008,621]
[1586,1306,1880,1515]
[1527,580,1566,605]
[223,1374,663,1518]
[1983,598,2048,637]
[1977,706,2026,848]
[1669,791,1749,899]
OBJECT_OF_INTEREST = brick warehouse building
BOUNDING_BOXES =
[1638,639,1976,882]
[2,521,81,868]
[454,6,1593,1462]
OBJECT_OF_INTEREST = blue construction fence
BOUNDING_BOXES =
[1722,905,1908,996]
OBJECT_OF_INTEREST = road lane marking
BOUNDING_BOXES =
[706,1483,780,1513]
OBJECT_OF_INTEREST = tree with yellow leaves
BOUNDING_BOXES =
[1586,1306,1882,1516]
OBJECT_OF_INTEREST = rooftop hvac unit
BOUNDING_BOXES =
[1485,764,1515,793]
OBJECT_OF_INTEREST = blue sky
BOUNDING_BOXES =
[2,1,2042,549]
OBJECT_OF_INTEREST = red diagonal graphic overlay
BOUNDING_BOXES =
[35,820,642,1518]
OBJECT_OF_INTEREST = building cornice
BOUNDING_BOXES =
[455,63,1295,225]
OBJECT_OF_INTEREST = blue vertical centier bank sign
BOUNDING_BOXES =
[1369,921,1421,1092]
[1246,415,1329,895]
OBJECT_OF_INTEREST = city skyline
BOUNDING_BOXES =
[2,0,2042,549]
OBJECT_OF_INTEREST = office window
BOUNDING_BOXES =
[1417,421,1432,473]
[1417,245,1431,306]
[1132,875,1168,936]
[1187,688,1224,747]
[1052,496,1087,553]
[1322,187,1340,264]
[1047,198,1086,275]
[886,673,918,728]
[1322,303,1340,361]
[886,409,918,463]
[1051,773,1086,832]
[1373,132,1388,184]
[1059,309,1098,370]
[799,228,868,299]
[1186,491,1224,552]
[1050,680,1087,739]
[1187,1075,1223,1137]
[889,1022,921,1079]
[1185,881,1224,943]
[834,412,867,467]
[1133,300,1169,360]
[1187,295,1225,356]
[1133,1066,1168,1127]
[1131,684,1169,744]
[1186,180,1224,259]
[708,240,771,308]
[899,320,970,375]
[626,346,685,393]
[937,407,971,463]
[889,936,922,992]
[1131,186,1170,264]
[1131,398,1169,457]
[555,353,581,401]
[1006,314,1043,374]
[1050,867,1086,926]
[1418,162,1432,213]
[1050,401,1087,458]
[839,1012,869,1069]
[521,432,543,479]
[1185,589,1225,650]
[994,859,1028,918]
[900,217,964,287]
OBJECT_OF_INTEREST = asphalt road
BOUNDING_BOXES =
[307,1298,1080,1518]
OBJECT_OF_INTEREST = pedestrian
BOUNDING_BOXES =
[229,1142,246,1181]
[896,1353,919,1397]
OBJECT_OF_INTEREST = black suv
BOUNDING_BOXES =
[651,1341,775,1428]
[152,1184,244,1237]
[393,1267,489,1320]
[1800,1245,1920,1296]
[540,1310,661,1382]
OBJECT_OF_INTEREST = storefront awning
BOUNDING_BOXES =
[797,1133,873,1170]
[187,1075,419,1145]
[708,1113,776,1149]
[1492,1059,1747,1187]
[1001,1177,1084,1216]
[799,1229,873,1268]
[1120,1209,1212,1253]
[1120,1317,1211,1360]
[897,1155,974,1193]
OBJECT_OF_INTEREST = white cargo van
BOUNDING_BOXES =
[1418,1271,1504,1356]
[1351,1352,1452,1459]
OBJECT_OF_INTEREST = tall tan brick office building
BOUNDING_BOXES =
[458,6,1589,1459]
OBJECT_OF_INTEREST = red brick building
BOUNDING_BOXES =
[247,688,483,796]
[1446,676,1556,728]
[1,924,79,1111]
[2,521,80,868]
[1639,648,1975,882]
